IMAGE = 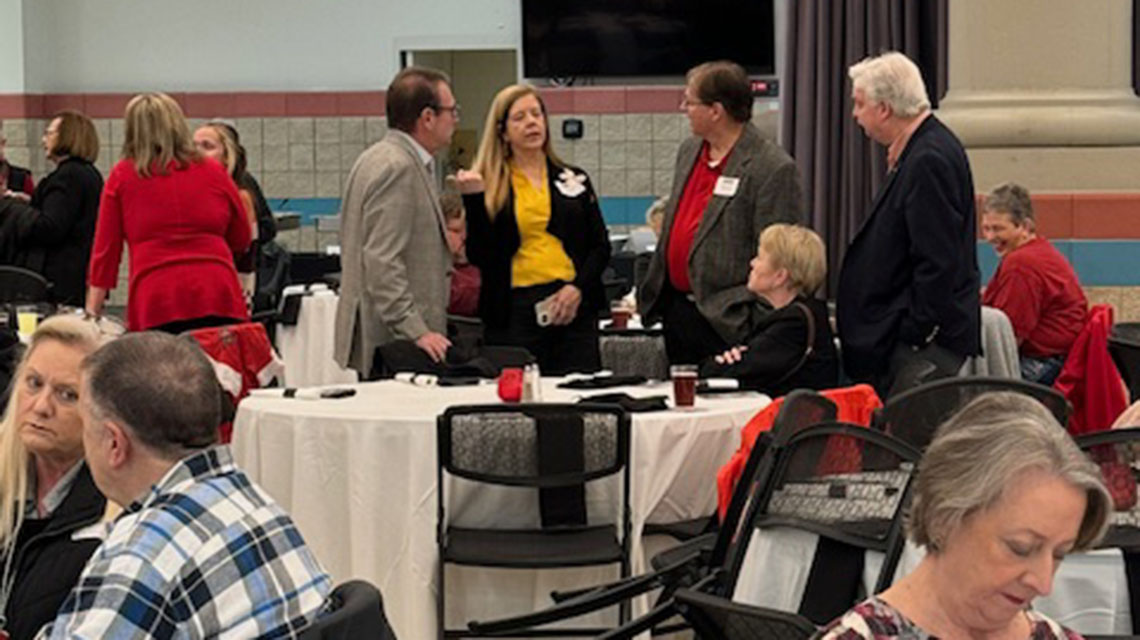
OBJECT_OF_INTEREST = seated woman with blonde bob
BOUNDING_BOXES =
[816,392,1111,640]
[699,223,837,396]
[0,315,111,640]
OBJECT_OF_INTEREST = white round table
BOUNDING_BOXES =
[233,377,769,639]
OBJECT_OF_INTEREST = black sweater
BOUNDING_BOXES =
[23,158,104,306]
[700,295,838,397]
[3,464,106,640]
[462,160,610,331]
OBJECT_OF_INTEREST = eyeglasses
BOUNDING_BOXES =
[434,103,461,119]
[679,96,711,109]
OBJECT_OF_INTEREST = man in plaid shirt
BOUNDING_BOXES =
[38,332,331,639]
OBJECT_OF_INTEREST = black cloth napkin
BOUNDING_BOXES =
[558,375,648,389]
[577,392,668,413]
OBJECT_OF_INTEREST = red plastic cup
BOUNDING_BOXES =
[498,368,524,403]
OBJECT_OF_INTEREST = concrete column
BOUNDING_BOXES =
[937,0,1140,190]
[0,0,25,93]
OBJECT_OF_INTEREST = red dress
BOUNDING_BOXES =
[88,158,251,331]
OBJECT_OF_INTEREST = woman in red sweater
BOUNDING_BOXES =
[85,93,250,332]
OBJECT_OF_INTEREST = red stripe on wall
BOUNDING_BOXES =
[0,87,684,119]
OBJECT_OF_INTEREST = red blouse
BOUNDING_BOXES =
[88,158,251,331]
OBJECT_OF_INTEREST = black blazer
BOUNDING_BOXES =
[3,464,106,640]
[700,295,838,397]
[23,158,104,306]
[463,160,610,331]
[836,115,981,381]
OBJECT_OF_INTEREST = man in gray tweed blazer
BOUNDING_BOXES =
[639,61,804,365]
[335,67,459,378]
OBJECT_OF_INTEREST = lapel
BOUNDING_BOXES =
[851,115,935,244]
[387,131,447,237]
[658,138,702,247]
[690,124,760,257]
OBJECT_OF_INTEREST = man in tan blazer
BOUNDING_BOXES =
[638,61,804,365]
[335,67,459,377]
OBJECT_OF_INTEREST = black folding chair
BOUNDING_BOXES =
[876,376,1071,451]
[0,265,51,304]
[299,580,397,640]
[438,403,632,638]
[1075,427,1140,637]
[467,391,840,638]
[1109,323,1140,401]
[674,587,816,640]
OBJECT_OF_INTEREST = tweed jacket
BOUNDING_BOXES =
[638,123,803,344]
[335,131,451,375]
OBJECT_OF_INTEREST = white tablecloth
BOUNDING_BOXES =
[734,528,1131,635]
[274,290,358,387]
[232,378,768,638]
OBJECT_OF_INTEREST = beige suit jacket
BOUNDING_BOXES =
[334,131,451,375]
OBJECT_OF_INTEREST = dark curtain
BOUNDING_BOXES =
[781,0,948,294]
[1134,0,1140,94]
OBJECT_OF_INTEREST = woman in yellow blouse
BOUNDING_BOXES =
[456,84,610,374]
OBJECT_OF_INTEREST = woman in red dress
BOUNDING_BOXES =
[85,93,250,332]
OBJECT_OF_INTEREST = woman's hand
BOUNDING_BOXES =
[715,345,749,365]
[454,169,485,195]
[547,284,582,326]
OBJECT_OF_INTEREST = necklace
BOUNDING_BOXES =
[0,531,19,637]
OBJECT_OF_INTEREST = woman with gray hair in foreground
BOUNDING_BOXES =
[816,392,1111,639]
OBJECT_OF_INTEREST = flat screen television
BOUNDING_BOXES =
[522,0,775,78]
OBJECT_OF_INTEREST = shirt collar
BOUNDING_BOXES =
[886,111,931,170]
[125,446,236,515]
[25,460,84,519]
[391,129,435,168]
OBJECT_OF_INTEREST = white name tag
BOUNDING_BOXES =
[713,176,740,197]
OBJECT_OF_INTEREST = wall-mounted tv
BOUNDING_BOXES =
[522,0,775,78]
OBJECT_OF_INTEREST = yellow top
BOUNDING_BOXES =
[510,163,576,287]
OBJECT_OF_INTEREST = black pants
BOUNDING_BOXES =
[661,287,728,365]
[152,315,241,335]
[487,282,600,375]
[875,342,966,400]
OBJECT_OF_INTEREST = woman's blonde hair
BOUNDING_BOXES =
[121,92,199,178]
[471,84,564,217]
[758,224,827,295]
[0,315,109,553]
[194,123,241,177]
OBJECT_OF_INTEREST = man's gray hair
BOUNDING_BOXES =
[848,51,931,118]
[82,332,221,460]
[909,392,1110,553]
[983,182,1037,232]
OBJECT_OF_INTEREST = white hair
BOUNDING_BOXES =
[848,51,931,118]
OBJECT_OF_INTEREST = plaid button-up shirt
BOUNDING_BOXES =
[38,446,331,639]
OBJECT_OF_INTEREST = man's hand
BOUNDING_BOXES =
[415,331,452,363]
[714,345,749,365]
[547,284,582,326]
[454,169,485,195]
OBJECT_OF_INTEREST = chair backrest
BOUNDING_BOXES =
[438,403,630,488]
[298,580,396,640]
[877,376,1071,452]
[724,423,920,624]
[674,588,816,640]
[712,391,839,566]
[0,266,51,304]
[1108,323,1140,401]
[1075,427,1140,550]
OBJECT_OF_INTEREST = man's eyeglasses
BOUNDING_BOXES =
[433,103,462,119]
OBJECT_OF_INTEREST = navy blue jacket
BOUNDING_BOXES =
[837,115,981,380]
